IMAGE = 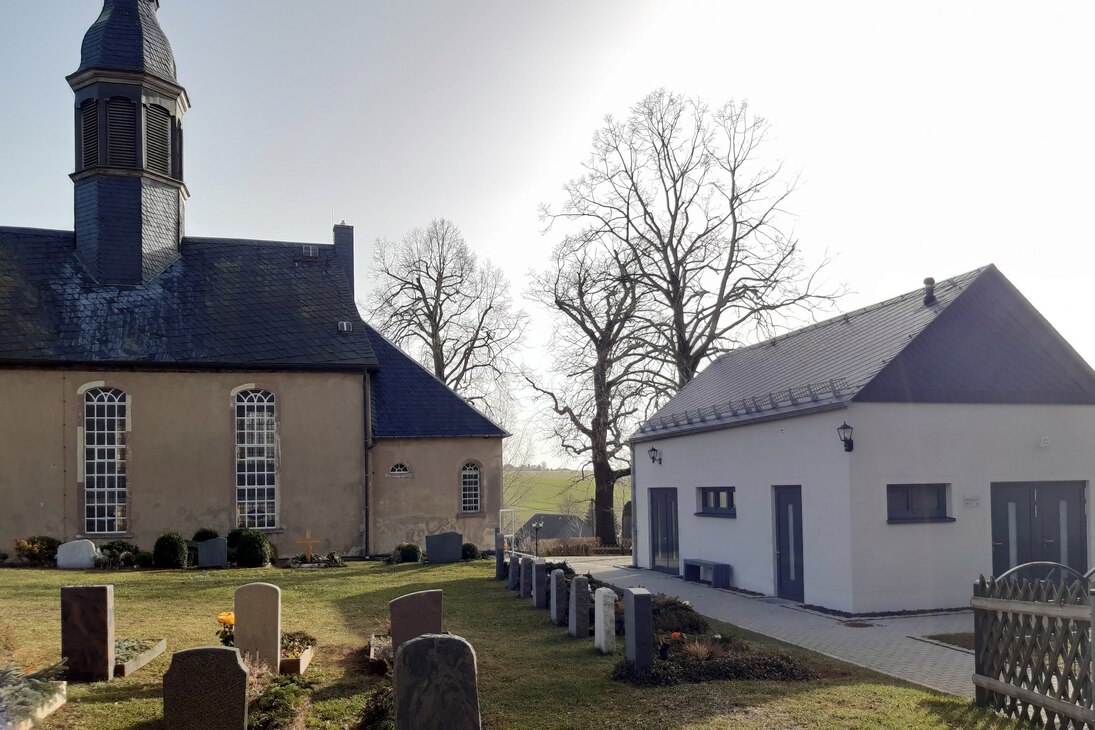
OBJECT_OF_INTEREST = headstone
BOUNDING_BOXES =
[61,585,114,682]
[532,560,548,609]
[394,634,480,730]
[623,587,654,671]
[234,582,281,672]
[519,557,534,598]
[568,576,590,638]
[163,647,248,730]
[549,569,568,626]
[425,531,463,563]
[594,587,616,654]
[390,589,443,653]
[507,553,520,590]
[494,530,505,580]
[197,537,229,568]
[56,539,98,570]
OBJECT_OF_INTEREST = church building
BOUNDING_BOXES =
[0,0,505,557]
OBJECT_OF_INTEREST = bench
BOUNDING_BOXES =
[682,558,733,589]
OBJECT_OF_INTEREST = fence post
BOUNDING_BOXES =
[972,578,986,707]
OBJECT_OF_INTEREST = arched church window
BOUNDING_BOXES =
[106,97,137,167]
[461,462,481,513]
[235,389,278,529]
[145,104,172,176]
[83,387,128,534]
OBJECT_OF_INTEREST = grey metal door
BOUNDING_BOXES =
[649,488,679,574]
[991,481,1086,576]
[775,485,804,602]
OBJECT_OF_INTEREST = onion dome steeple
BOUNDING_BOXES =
[67,0,190,287]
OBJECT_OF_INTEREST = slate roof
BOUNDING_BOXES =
[0,227,377,369]
[76,0,177,84]
[366,326,508,439]
[634,265,1095,442]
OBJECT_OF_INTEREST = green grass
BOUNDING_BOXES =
[506,469,630,516]
[0,562,1021,729]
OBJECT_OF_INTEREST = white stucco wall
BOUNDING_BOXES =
[633,410,854,610]
[846,402,1095,613]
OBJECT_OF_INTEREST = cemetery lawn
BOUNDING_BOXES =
[0,561,1021,730]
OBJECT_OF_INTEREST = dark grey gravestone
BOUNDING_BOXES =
[549,569,568,625]
[568,576,589,638]
[532,560,548,609]
[61,584,114,682]
[390,589,444,653]
[624,587,654,671]
[425,531,463,563]
[520,557,533,598]
[507,553,520,590]
[494,530,505,579]
[197,537,229,568]
[163,647,247,730]
[394,634,480,730]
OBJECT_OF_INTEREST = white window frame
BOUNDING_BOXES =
[83,387,129,534]
[388,463,411,477]
[235,389,278,529]
[461,462,481,513]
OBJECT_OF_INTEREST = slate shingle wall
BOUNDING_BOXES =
[77,0,177,84]
[75,176,143,285]
[140,179,179,280]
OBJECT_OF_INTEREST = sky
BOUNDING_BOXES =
[1,1,1093,462]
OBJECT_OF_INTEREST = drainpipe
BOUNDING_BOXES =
[630,441,638,568]
[362,369,373,556]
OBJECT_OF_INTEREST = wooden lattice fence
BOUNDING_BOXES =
[973,563,1095,729]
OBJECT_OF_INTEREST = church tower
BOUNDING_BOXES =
[67,0,189,286]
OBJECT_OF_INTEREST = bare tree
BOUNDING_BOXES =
[368,218,529,411]
[526,236,656,545]
[544,89,839,388]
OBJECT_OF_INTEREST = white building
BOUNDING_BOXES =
[630,265,1095,614]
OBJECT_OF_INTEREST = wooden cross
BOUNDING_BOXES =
[295,529,321,561]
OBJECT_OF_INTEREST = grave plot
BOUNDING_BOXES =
[61,585,166,682]
[222,582,318,676]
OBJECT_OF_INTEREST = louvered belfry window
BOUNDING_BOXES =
[80,99,99,169]
[145,104,172,176]
[106,97,137,167]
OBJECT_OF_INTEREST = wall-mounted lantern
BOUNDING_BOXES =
[647,446,662,464]
[837,422,854,452]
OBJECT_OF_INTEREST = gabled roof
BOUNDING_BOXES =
[515,513,592,542]
[0,227,377,369]
[366,326,508,439]
[634,265,1095,442]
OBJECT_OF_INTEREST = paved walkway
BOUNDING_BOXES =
[567,557,974,697]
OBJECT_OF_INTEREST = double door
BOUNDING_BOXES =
[649,488,679,574]
[991,481,1086,576]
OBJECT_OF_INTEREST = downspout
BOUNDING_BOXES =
[630,441,638,568]
[362,369,373,556]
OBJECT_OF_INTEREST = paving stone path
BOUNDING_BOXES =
[571,557,974,697]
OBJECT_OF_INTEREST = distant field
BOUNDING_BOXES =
[504,469,631,523]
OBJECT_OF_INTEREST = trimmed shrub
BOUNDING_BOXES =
[192,528,220,542]
[135,550,155,568]
[393,543,421,564]
[237,530,272,568]
[13,536,61,567]
[652,594,710,635]
[99,539,140,567]
[461,543,480,561]
[153,532,188,569]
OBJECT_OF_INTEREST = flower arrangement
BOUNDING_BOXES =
[217,611,235,647]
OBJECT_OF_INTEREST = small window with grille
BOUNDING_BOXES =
[235,389,278,529]
[461,462,481,512]
[83,387,128,534]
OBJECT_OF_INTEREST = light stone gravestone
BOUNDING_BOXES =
[532,560,548,609]
[624,587,654,671]
[57,539,98,570]
[549,569,567,626]
[425,531,463,563]
[163,646,248,730]
[507,553,520,590]
[519,557,534,598]
[390,589,444,653]
[197,537,229,568]
[234,582,281,672]
[594,587,616,654]
[568,576,590,638]
[494,530,506,580]
[394,634,480,730]
[61,584,114,682]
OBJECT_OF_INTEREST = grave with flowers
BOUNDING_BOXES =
[215,585,318,676]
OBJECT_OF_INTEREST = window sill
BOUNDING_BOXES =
[456,511,484,518]
[243,527,285,535]
[78,532,135,539]
[886,517,956,524]
[694,511,737,519]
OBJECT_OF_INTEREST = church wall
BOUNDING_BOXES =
[369,437,502,553]
[0,368,366,559]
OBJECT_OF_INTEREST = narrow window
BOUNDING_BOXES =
[461,462,480,512]
[83,387,128,534]
[80,99,99,169]
[886,483,952,522]
[389,463,410,476]
[697,486,736,517]
[106,97,137,167]
[235,390,277,528]
[145,104,172,176]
